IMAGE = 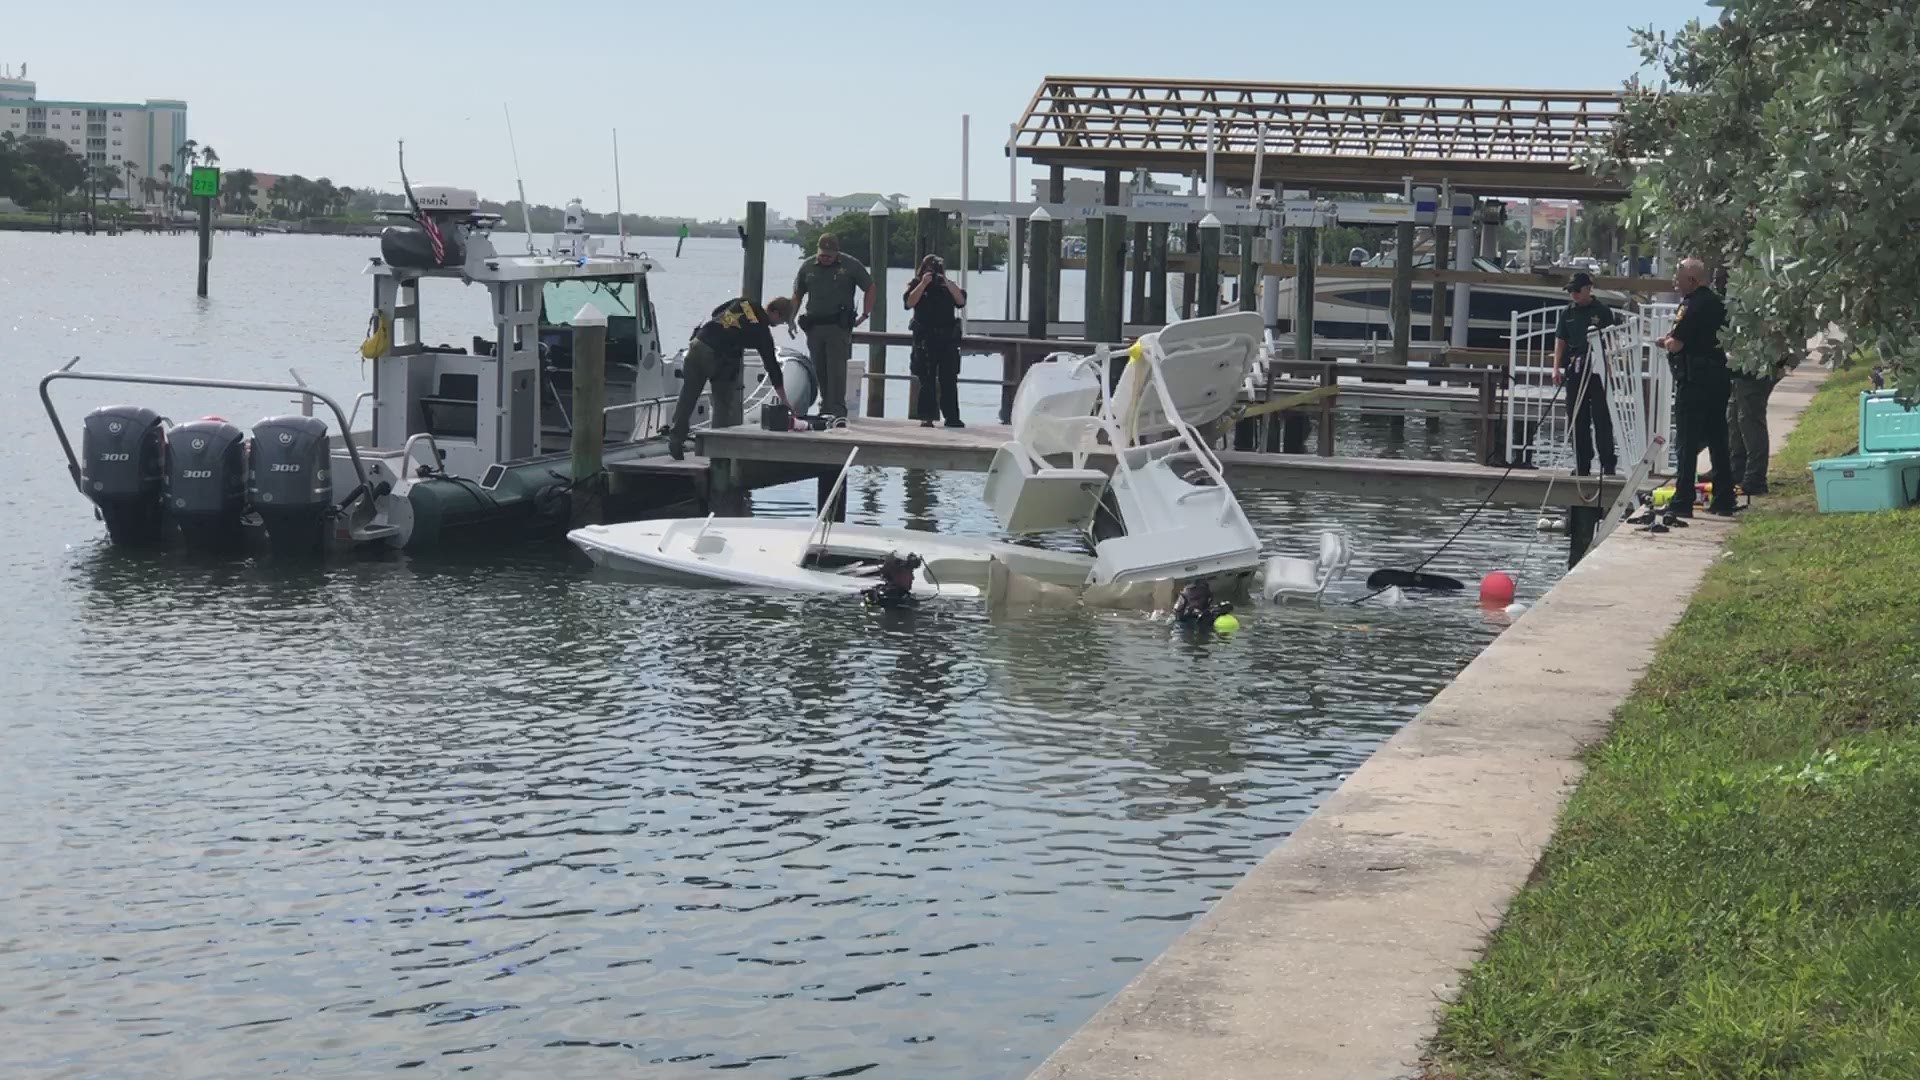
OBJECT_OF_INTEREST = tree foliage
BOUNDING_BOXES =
[1594,1,1920,394]
[0,133,88,211]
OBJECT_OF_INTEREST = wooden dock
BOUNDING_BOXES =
[689,417,1620,510]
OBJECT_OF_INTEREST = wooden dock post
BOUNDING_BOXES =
[866,202,890,418]
[742,201,766,304]
[1027,207,1052,346]
[1047,166,1065,321]
[1130,221,1149,325]
[569,302,609,525]
[1317,364,1337,456]
[1010,216,1027,322]
[1082,213,1106,342]
[1237,225,1258,312]
[1294,225,1318,361]
[1180,223,1199,320]
[1148,223,1169,325]
[1197,214,1222,317]
[1429,223,1449,381]
[1102,212,1128,342]
[1390,220,1415,369]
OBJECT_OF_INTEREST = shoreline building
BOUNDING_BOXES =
[1,65,188,203]
[805,191,907,224]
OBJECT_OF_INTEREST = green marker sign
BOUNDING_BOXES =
[189,165,220,199]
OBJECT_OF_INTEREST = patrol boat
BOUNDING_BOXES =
[39,173,706,556]
[567,311,1353,608]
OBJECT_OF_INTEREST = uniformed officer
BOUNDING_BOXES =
[1551,271,1621,476]
[790,233,875,421]
[1656,258,1738,517]
[667,295,794,460]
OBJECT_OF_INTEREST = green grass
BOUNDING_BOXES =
[1425,365,1920,1080]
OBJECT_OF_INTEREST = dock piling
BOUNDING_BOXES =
[569,302,609,525]
[1148,223,1169,325]
[1293,226,1317,362]
[1102,212,1128,342]
[1082,215,1106,342]
[1390,220,1415,372]
[1046,166,1064,321]
[866,202,890,418]
[1197,214,1222,318]
[1180,223,1199,320]
[1237,225,1258,313]
[1027,208,1052,347]
[741,201,766,304]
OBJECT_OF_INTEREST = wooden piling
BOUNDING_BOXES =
[1294,226,1318,362]
[569,303,609,525]
[1130,221,1149,324]
[1197,215,1222,318]
[1083,215,1106,342]
[1047,166,1064,321]
[1027,211,1052,344]
[1237,225,1258,312]
[742,201,766,304]
[866,204,890,418]
[1102,212,1128,342]
[1103,169,1121,207]
[1011,216,1027,322]
[1148,223,1169,325]
[1391,220,1415,368]
[1181,223,1199,320]
[1429,224,1449,365]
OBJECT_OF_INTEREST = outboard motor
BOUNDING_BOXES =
[248,415,334,556]
[164,418,248,552]
[79,405,166,546]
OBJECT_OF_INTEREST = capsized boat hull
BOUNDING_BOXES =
[567,517,1098,598]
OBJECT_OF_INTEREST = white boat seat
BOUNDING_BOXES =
[983,442,1109,535]
[1262,530,1353,604]
[1090,522,1261,587]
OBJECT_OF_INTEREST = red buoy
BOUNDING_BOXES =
[1479,570,1515,606]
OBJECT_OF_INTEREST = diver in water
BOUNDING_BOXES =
[861,551,925,610]
[1171,580,1235,628]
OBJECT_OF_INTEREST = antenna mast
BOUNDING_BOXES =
[503,103,535,254]
[613,127,627,257]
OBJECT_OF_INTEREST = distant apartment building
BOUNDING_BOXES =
[0,67,188,203]
[805,191,908,224]
[1030,174,1180,205]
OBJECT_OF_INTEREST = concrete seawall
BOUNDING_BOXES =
[1028,366,1826,1080]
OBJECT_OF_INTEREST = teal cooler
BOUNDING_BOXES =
[1812,452,1920,513]
[1860,389,1920,454]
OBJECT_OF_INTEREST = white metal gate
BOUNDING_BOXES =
[1507,302,1677,473]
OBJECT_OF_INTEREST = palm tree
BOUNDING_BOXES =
[122,159,138,203]
[199,146,218,168]
[222,167,256,216]
[157,162,174,213]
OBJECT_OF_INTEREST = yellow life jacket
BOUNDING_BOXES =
[359,309,391,359]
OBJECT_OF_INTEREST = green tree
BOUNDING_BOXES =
[1594,1,1920,394]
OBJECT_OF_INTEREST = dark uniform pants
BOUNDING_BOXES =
[1673,372,1734,511]
[806,325,854,419]
[668,339,742,452]
[1727,374,1777,494]
[1565,367,1616,474]
[912,333,962,425]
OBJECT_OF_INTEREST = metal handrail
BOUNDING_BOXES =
[39,362,374,494]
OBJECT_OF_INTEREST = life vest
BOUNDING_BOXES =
[359,309,391,359]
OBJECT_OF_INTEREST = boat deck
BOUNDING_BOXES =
[689,417,1626,509]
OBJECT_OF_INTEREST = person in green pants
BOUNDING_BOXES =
[790,233,874,420]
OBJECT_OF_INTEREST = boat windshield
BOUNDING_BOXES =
[542,278,652,333]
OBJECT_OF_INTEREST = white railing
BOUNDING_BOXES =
[1506,306,1567,468]
[1507,301,1679,474]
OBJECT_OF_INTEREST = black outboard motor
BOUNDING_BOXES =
[164,418,248,552]
[248,415,335,556]
[79,405,166,546]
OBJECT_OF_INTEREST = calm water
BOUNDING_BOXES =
[0,232,1562,1079]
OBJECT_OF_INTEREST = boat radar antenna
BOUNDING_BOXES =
[612,127,627,258]
[503,103,536,254]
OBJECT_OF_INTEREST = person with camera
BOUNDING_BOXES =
[790,233,874,422]
[666,295,795,460]
[904,253,968,428]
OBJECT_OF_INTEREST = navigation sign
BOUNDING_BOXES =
[189,165,220,199]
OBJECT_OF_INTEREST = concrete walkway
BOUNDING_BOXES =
[1027,364,1829,1080]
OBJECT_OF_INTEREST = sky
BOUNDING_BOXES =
[8,0,1717,221]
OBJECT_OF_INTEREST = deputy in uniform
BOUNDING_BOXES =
[904,253,968,427]
[1715,266,1783,496]
[1551,271,1621,476]
[1656,258,1738,516]
[790,233,875,421]
[667,295,794,460]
